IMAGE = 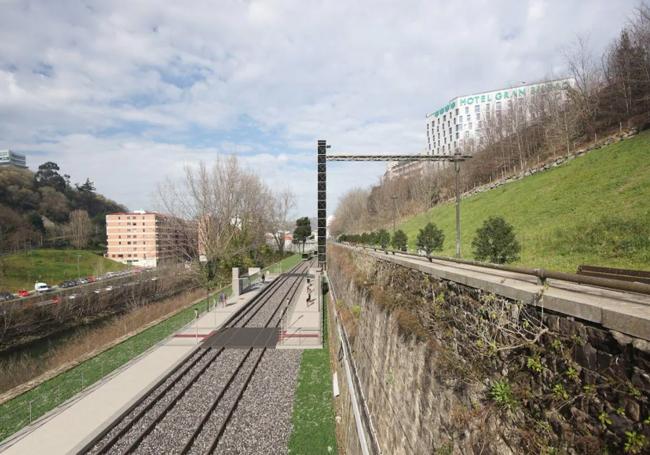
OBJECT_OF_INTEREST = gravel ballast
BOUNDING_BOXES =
[212,349,303,454]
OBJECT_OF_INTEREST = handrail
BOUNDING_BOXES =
[339,243,650,296]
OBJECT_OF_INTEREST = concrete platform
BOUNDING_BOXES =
[278,269,322,349]
[0,285,266,455]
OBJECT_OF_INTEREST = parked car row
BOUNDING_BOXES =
[0,268,141,303]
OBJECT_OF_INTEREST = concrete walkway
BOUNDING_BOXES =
[278,268,322,349]
[0,284,267,455]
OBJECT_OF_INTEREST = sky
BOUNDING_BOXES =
[0,0,640,218]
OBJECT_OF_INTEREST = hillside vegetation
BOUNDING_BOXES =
[396,130,650,272]
[0,249,129,291]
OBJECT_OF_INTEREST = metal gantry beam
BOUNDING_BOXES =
[326,154,471,162]
[317,141,472,269]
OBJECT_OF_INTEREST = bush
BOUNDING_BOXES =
[391,230,408,251]
[416,222,444,258]
[471,216,521,264]
[377,229,390,250]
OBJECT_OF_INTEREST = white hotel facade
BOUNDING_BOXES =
[425,78,574,156]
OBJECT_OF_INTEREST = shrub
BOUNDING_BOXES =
[391,230,408,251]
[490,379,517,410]
[377,229,390,250]
[416,222,444,258]
[471,216,521,264]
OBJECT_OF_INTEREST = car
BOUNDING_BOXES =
[34,282,51,293]
[87,276,96,283]
[0,292,14,302]
[59,280,75,289]
[104,286,113,292]
[68,294,77,300]
[78,278,88,285]
[17,289,30,297]
[51,296,60,304]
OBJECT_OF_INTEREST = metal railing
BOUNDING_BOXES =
[343,243,650,295]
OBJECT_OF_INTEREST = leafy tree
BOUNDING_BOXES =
[416,222,444,259]
[377,229,390,250]
[472,216,521,264]
[28,212,45,234]
[391,229,408,251]
[34,161,67,193]
[293,217,312,253]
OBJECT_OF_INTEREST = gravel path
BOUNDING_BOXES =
[211,349,303,454]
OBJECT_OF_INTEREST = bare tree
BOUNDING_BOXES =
[156,156,271,300]
[268,188,296,255]
[564,36,603,136]
[68,209,92,249]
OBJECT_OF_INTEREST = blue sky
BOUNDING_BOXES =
[0,0,639,217]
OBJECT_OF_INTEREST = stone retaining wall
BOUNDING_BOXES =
[328,245,650,454]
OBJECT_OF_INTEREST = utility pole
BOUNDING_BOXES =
[454,152,462,258]
[391,195,398,234]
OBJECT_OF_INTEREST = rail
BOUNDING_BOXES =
[343,243,650,296]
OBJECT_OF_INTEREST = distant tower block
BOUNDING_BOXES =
[317,140,327,269]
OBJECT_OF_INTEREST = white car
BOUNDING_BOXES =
[34,282,51,293]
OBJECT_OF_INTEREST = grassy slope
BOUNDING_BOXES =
[288,292,338,454]
[398,130,650,272]
[0,249,129,291]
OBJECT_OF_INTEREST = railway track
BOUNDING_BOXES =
[81,259,312,455]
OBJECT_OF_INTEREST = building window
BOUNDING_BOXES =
[475,104,480,112]
[496,101,502,110]
[465,106,469,114]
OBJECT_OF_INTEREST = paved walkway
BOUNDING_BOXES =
[0,284,267,455]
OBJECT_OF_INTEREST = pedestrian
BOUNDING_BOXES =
[194,308,198,319]
[261,272,265,283]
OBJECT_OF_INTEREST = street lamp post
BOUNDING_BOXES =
[454,153,462,258]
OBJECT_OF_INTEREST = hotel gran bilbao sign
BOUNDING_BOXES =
[430,80,572,118]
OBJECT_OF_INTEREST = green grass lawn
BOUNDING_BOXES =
[397,130,650,272]
[288,290,338,455]
[0,249,128,291]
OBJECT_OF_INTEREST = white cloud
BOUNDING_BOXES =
[0,0,637,216]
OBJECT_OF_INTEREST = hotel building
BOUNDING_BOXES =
[106,211,190,267]
[425,78,573,156]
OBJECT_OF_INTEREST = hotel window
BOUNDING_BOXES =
[475,104,480,112]
[456,133,459,139]
[465,106,469,114]
[459,115,463,123]
[475,113,480,121]
[496,101,502,110]
[455,108,459,115]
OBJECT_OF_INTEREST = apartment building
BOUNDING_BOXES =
[106,210,189,267]
[0,149,27,168]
